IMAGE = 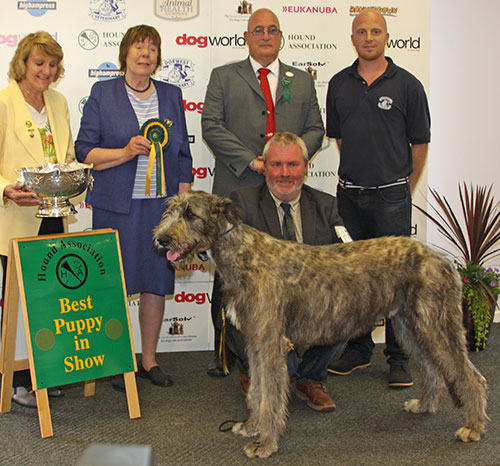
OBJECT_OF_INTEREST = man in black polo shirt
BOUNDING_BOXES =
[326,8,430,388]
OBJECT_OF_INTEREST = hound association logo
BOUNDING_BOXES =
[78,29,99,50]
[18,0,56,17]
[88,62,120,81]
[56,254,89,290]
[286,34,337,51]
[78,97,89,114]
[89,0,126,22]
[159,58,195,88]
[155,0,199,21]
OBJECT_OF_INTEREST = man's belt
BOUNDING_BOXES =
[338,176,409,190]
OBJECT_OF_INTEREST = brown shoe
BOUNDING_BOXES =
[296,380,336,412]
[240,371,250,396]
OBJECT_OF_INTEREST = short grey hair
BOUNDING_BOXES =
[262,132,308,163]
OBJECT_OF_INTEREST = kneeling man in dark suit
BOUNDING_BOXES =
[224,132,349,412]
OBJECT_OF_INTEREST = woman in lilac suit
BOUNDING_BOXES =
[76,25,193,389]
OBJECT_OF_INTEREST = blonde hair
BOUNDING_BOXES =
[8,31,64,82]
[119,25,162,73]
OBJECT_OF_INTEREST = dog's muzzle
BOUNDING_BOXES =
[156,238,169,249]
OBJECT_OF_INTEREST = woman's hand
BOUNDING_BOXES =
[3,182,42,206]
[123,135,151,161]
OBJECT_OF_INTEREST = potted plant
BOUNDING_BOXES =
[414,183,500,350]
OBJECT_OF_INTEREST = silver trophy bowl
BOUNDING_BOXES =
[17,162,93,218]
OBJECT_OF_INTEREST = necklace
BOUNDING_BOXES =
[20,83,44,112]
[124,76,152,93]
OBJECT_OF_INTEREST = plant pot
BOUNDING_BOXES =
[462,297,496,351]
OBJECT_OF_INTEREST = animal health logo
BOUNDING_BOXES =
[155,0,199,20]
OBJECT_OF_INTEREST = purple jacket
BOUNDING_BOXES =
[75,76,193,214]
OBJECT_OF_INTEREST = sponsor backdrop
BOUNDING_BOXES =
[0,0,429,352]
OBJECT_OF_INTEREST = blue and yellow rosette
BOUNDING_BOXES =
[140,118,172,196]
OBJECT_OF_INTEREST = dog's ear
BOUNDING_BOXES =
[213,196,241,225]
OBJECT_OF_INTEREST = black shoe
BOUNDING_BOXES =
[47,387,65,398]
[207,355,230,377]
[138,361,173,387]
[328,351,371,375]
[111,375,125,392]
[388,362,413,388]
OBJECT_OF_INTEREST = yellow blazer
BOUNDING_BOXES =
[0,81,75,256]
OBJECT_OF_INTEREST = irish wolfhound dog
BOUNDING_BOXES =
[153,191,488,458]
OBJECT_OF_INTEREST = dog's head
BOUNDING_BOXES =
[153,190,240,263]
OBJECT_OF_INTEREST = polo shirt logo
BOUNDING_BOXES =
[378,96,393,110]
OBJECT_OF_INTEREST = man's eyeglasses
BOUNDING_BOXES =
[247,27,281,37]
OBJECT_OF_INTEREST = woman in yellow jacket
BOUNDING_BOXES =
[0,31,74,408]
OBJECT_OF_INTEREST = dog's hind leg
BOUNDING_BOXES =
[391,313,446,414]
[239,341,290,458]
[450,357,488,442]
[418,341,489,441]
[398,300,488,442]
[403,358,445,414]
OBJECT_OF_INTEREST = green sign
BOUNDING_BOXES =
[17,231,135,389]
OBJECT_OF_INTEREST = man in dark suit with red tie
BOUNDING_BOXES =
[202,8,324,377]
[202,8,324,198]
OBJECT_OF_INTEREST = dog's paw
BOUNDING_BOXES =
[232,421,258,438]
[403,399,425,413]
[455,426,482,442]
[244,439,278,458]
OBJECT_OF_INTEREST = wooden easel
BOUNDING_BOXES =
[0,232,141,438]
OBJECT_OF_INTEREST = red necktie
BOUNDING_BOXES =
[258,68,275,141]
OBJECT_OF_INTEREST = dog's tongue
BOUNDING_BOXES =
[167,250,181,262]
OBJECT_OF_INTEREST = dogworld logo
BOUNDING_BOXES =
[0,34,20,48]
[176,33,245,48]
[174,291,210,305]
[387,36,421,51]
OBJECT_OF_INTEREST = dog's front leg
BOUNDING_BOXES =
[240,342,289,458]
[232,349,260,439]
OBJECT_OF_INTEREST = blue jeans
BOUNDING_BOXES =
[289,343,346,383]
[337,182,411,364]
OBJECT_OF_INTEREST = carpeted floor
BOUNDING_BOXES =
[0,324,498,465]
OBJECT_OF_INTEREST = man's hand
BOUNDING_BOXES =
[250,156,265,175]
